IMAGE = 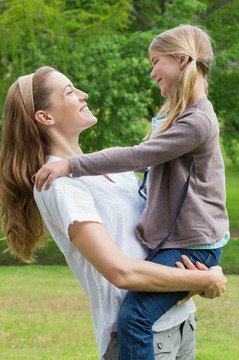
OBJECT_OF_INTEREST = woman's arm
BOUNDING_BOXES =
[69,220,226,297]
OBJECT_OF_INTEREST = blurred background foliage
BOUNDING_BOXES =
[0,0,238,162]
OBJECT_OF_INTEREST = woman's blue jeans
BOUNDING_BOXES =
[117,248,223,360]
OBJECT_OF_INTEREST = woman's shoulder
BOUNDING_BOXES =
[33,175,94,210]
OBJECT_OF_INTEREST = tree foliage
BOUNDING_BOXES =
[0,0,238,163]
[197,0,239,165]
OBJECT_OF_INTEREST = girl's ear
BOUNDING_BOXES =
[180,55,190,70]
[35,111,55,126]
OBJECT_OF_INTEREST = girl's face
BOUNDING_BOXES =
[149,53,182,98]
[46,71,97,135]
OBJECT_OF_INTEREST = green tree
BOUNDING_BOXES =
[0,0,238,163]
[194,0,239,165]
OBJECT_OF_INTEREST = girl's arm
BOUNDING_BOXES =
[68,220,226,297]
[35,112,211,191]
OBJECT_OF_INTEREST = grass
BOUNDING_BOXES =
[0,266,99,360]
[194,275,239,360]
[0,141,238,358]
[0,265,238,360]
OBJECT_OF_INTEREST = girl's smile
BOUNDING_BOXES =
[150,54,182,98]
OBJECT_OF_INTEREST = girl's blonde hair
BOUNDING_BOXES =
[147,24,214,137]
[0,66,56,262]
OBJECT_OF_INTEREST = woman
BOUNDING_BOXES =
[34,25,229,359]
[0,66,226,359]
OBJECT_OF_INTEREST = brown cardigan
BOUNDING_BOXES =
[70,96,229,250]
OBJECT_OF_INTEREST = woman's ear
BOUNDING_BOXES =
[180,55,190,70]
[35,111,55,126]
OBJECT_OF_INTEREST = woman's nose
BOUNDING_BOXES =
[79,90,88,101]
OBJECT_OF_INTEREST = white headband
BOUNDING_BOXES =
[18,74,35,119]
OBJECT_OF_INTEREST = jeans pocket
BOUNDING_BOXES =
[189,248,223,268]
[153,329,177,355]
[204,248,223,267]
[154,338,171,355]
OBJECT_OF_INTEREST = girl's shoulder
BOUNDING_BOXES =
[177,96,218,129]
[181,96,216,120]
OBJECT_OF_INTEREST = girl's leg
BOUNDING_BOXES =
[117,248,222,360]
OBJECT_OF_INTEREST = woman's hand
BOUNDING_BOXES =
[34,159,71,191]
[200,265,227,299]
[176,255,227,305]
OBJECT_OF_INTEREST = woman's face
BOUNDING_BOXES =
[149,53,182,98]
[47,71,97,135]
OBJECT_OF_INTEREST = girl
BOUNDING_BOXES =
[0,65,226,360]
[34,25,230,359]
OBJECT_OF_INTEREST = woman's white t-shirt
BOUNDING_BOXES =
[34,156,195,359]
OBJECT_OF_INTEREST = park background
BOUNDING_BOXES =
[0,0,238,359]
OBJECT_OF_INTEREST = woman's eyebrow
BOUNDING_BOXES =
[63,84,73,93]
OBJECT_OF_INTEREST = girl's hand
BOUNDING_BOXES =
[178,255,209,271]
[34,159,71,191]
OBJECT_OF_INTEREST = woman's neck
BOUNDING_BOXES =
[47,129,83,159]
[49,145,83,159]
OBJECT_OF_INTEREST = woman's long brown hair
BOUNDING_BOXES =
[0,66,56,262]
